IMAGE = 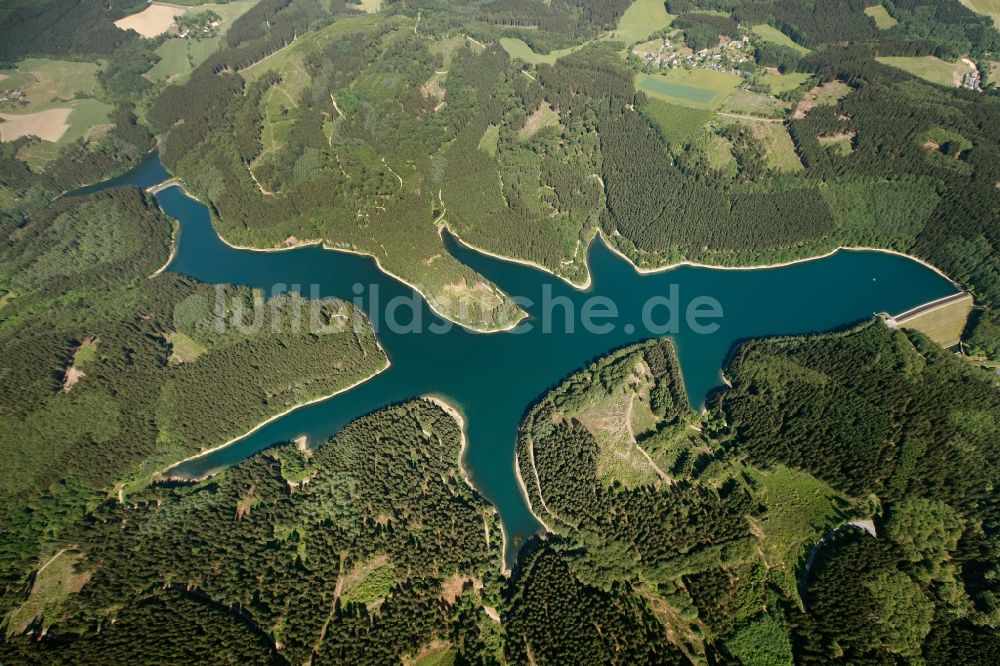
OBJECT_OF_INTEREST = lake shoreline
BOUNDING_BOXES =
[597,230,962,289]
[423,395,507,575]
[151,180,962,334]
[155,351,391,483]
[152,181,527,334]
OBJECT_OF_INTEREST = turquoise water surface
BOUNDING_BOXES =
[81,155,959,567]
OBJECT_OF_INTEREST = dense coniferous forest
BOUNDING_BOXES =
[3,0,1000,662]
[509,327,1000,663]
[0,188,384,624]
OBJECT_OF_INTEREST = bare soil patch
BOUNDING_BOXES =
[0,108,72,141]
[115,3,187,38]
[440,573,482,604]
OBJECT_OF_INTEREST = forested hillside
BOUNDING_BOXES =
[2,0,1000,663]
[513,326,1000,663]
[0,188,385,622]
[1,400,504,665]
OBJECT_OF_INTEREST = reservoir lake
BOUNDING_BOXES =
[84,154,960,567]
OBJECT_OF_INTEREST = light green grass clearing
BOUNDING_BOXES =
[74,337,99,366]
[750,465,844,599]
[146,37,221,84]
[960,0,1000,29]
[642,99,712,149]
[704,133,734,170]
[478,124,499,156]
[518,103,559,141]
[356,0,383,13]
[818,132,855,156]
[864,5,899,29]
[430,35,471,67]
[876,56,969,87]
[762,71,811,94]
[614,0,675,44]
[737,119,804,172]
[718,89,788,117]
[167,331,208,364]
[499,38,584,65]
[500,0,675,64]
[414,647,458,666]
[751,24,811,55]
[341,565,396,605]
[5,551,90,635]
[195,2,259,36]
[636,69,741,109]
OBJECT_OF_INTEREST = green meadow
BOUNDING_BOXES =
[751,23,811,54]
[636,68,741,109]
[864,5,899,29]
[876,55,968,87]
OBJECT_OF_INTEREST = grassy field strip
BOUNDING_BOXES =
[960,0,1000,28]
[499,38,584,65]
[864,5,898,29]
[636,69,742,110]
[613,0,675,44]
[889,292,973,347]
[876,55,972,87]
[751,24,811,54]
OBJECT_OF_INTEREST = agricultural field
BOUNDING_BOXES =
[612,0,675,45]
[143,1,258,83]
[876,55,971,87]
[636,68,742,109]
[960,0,1000,29]
[751,23,811,54]
[864,5,899,29]
[114,3,186,38]
[0,58,111,166]
[0,108,72,142]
